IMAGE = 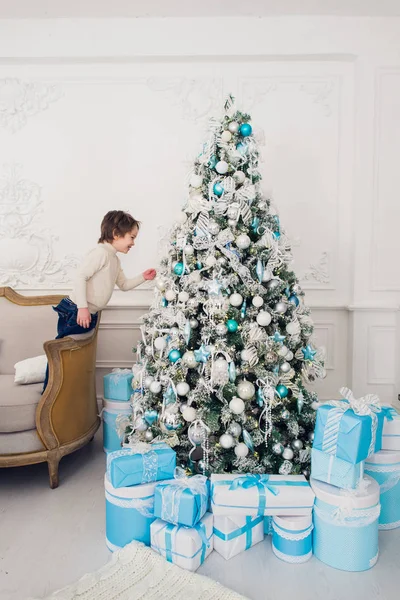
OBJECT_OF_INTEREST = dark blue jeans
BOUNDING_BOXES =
[42,298,98,392]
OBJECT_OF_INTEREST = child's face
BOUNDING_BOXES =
[112,227,139,254]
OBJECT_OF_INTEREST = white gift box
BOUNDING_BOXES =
[213,515,264,560]
[382,408,400,451]
[211,474,315,517]
[150,512,213,572]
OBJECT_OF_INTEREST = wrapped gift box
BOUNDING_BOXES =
[104,475,173,551]
[154,475,208,527]
[150,512,213,572]
[313,396,384,465]
[382,407,400,451]
[210,474,314,517]
[311,448,364,489]
[213,515,264,560]
[107,443,176,488]
[102,400,132,454]
[311,476,380,572]
[271,515,313,564]
[104,369,133,402]
[365,449,400,530]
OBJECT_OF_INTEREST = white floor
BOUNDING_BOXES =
[0,432,399,600]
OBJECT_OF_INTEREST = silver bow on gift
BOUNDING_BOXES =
[159,467,208,525]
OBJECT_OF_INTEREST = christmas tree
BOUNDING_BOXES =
[126,96,325,478]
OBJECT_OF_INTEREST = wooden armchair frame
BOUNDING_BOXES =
[0,287,101,488]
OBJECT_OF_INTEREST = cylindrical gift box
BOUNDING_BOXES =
[271,515,313,563]
[311,476,380,572]
[104,474,157,551]
[102,399,132,453]
[365,450,400,530]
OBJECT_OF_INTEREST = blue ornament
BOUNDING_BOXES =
[276,384,289,399]
[240,299,247,319]
[164,385,176,405]
[173,262,184,276]
[242,429,254,452]
[213,182,224,197]
[144,410,158,425]
[256,388,264,407]
[272,331,286,344]
[239,123,252,137]
[284,286,291,298]
[236,142,247,155]
[209,155,218,169]
[302,345,317,361]
[226,319,238,333]
[229,361,237,383]
[273,231,281,240]
[162,298,168,307]
[168,349,181,363]
[288,294,299,307]
[251,216,260,232]
[297,393,304,415]
[256,259,264,283]
[194,344,211,363]
[196,261,203,269]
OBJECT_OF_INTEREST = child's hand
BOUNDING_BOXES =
[77,307,91,328]
[143,268,157,281]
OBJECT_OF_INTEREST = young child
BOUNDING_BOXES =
[42,210,156,391]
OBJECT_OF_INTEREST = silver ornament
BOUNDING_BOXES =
[189,423,205,445]
[228,219,237,228]
[272,442,284,455]
[184,244,194,255]
[189,318,199,329]
[145,346,153,356]
[197,459,206,473]
[258,201,267,211]
[237,380,255,400]
[308,432,315,442]
[281,409,290,421]
[208,221,220,236]
[302,468,311,479]
[292,439,304,451]
[182,351,198,368]
[228,422,242,437]
[282,447,294,460]
[274,302,288,314]
[280,361,291,374]
[267,279,280,291]
[216,323,227,336]
[144,430,154,441]
[279,460,293,475]
[134,416,148,432]
[228,121,239,133]
[144,376,154,388]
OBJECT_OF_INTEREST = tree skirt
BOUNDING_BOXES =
[33,541,248,600]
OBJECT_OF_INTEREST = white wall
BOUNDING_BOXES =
[0,16,399,402]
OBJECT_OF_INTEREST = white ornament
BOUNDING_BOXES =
[233,171,246,184]
[237,380,255,400]
[182,406,197,422]
[184,244,194,255]
[252,296,264,308]
[145,346,153,356]
[155,278,166,291]
[208,221,220,235]
[227,203,240,219]
[205,255,217,267]
[240,349,250,362]
[154,337,167,351]
[220,433,234,449]
[149,381,162,394]
[228,121,239,133]
[286,321,299,335]
[216,323,227,335]
[285,351,294,361]
[215,160,229,174]
[229,293,243,307]
[144,430,154,441]
[311,401,321,410]
[189,271,201,283]
[235,234,251,250]
[234,443,249,458]
[282,447,294,460]
[176,382,190,396]
[221,130,232,142]
[165,404,179,415]
[178,291,189,303]
[134,417,148,432]
[228,219,237,228]
[182,351,198,368]
[229,397,245,414]
[177,212,187,224]
[256,311,272,327]
[144,376,154,389]
[278,345,289,357]
[165,289,176,302]
[190,174,203,188]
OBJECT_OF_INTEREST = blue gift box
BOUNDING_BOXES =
[107,443,176,488]
[102,400,132,453]
[365,450,400,530]
[104,369,133,402]
[311,448,363,489]
[313,396,384,464]
[271,515,313,564]
[154,475,209,527]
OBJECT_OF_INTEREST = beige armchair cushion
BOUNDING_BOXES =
[0,429,45,454]
[0,374,43,433]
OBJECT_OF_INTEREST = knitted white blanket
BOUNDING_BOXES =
[34,541,248,600]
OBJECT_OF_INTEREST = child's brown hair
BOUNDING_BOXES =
[98,210,140,243]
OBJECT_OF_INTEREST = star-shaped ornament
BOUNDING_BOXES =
[271,331,286,344]
[194,344,212,363]
[207,279,223,296]
[302,345,317,361]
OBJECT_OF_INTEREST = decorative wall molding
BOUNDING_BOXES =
[367,325,396,385]
[0,164,79,287]
[0,78,63,133]
[99,321,141,330]
[299,251,330,286]
[313,321,335,370]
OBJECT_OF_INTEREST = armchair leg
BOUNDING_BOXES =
[47,451,61,489]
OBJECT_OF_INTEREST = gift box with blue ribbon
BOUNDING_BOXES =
[104,474,173,551]
[365,449,400,530]
[102,400,132,454]
[213,515,264,560]
[381,407,400,451]
[210,473,315,517]
[104,369,133,402]
[271,515,313,564]
[154,469,208,527]
[311,448,364,489]
[150,512,214,572]
[311,476,381,572]
[107,442,176,489]
[313,388,385,466]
